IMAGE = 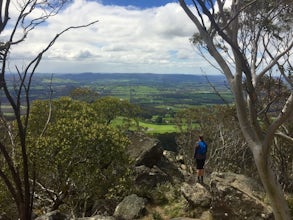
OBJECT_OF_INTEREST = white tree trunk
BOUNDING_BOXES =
[252,144,291,220]
[178,1,293,219]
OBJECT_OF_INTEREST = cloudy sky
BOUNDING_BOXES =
[7,0,217,75]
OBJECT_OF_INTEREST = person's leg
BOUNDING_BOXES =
[197,169,201,183]
[196,159,204,183]
[196,159,201,182]
[200,159,205,183]
[199,169,204,183]
[201,159,206,183]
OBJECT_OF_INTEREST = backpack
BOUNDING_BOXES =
[197,141,207,155]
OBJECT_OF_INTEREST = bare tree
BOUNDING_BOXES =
[175,105,252,176]
[178,0,293,219]
[0,1,98,219]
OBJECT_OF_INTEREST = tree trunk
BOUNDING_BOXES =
[17,199,32,220]
[252,145,291,220]
[19,210,31,220]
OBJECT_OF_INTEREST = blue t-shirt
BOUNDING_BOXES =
[194,140,207,159]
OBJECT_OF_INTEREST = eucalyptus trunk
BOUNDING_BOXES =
[178,1,293,219]
[252,143,291,220]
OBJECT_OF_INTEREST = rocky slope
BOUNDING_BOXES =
[35,133,273,220]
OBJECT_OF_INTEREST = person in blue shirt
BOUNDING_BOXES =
[194,136,207,184]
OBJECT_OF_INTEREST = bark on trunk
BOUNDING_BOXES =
[19,210,31,220]
[18,201,32,220]
[252,145,291,220]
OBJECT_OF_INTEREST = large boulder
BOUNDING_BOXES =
[127,133,163,167]
[181,182,212,208]
[127,133,184,190]
[114,194,147,220]
[158,153,185,184]
[209,172,273,219]
[134,165,170,188]
[180,182,212,219]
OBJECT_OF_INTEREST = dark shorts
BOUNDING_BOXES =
[196,159,205,169]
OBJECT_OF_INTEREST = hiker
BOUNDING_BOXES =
[194,135,207,184]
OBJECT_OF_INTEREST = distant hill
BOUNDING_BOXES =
[1,73,233,112]
[52,72,228,86]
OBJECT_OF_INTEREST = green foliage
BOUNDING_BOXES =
[135,182,187,219]
[27,97,133,214]
[69,87,99,102]
[1,74,233,117]
[138,121,178,134]
[243,0,292,34]
[92,96,140,126]
[0,181,17,219]
[152,183,182,205]
[152,211,164,220]
[190,33,205,46]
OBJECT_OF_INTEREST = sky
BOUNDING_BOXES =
[6,0,217,75]
[103,0,178,8]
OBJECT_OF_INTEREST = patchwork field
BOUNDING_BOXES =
[1,73,233,123]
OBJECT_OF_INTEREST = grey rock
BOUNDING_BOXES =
[127,133,163,167]
[181,182,212,208]
[134,165,169,188]
[114,194,146,220]
[209,172,273,220]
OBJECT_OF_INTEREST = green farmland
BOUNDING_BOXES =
[138,121,178,134]
[1,73,233,128]
[1,73,233,107]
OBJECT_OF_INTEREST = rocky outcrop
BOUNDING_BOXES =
[178,172,273,220]
[134,165,170,188]
[117,134,274,220]
[34,134,274,220]
[113,194,146,220]
[127,133,184,191]
[158,154,185,184]
[127,133,164,167]
[209,172,273,220]
[181,183,211,208]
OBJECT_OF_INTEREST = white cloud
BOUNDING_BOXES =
[5,0,217,74]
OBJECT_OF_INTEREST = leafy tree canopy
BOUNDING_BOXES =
[27,97,132,214]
